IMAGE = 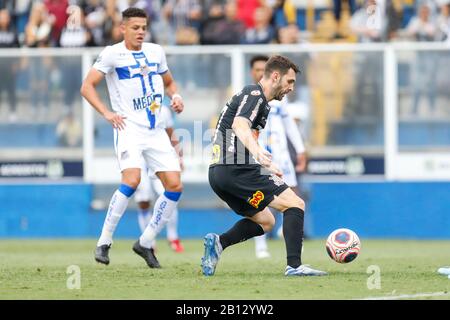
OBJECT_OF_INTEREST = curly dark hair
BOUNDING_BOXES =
[122,7,147,20]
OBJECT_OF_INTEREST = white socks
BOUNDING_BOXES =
[137,208,155,248]
[97,185,135,246]
[139,191,181,248]
[137,208,151,233]
[166,208,179,241]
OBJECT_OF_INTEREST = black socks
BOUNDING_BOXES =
[219,218,265,250]
[283,207,305,268]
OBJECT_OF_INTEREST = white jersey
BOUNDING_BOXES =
[135,104,176,201]
[93,41,168,129]
[160,104,174,128]
[259,98,305,187]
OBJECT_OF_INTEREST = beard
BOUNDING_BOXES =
[272,83,285,100]
[274,90,285,101]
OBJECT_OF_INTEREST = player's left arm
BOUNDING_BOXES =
[162,71,184,114]
[165,126,184,171]
[282,113,307,173]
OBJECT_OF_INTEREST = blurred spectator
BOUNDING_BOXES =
[236,0,261,29]
[200,0,227,18]
[43,0,69,46]
[60,5,91,114]
[436,1,450,41]
[56,110,82,147]
[0,7,18,47]
[415,0,440,17]
[278,23,299,43]
[144,0,167,44]
[11,0,33,45]
[349,0,383,118]
[270,0,300,44]
[333,0,358,38]
[102,0,123,45]
[79,0,107,46]
[116,0,150,13]
[25,1,53,47]
[104,11,123,45]
[407,4,438,116]
[24,2,53,120]
[60,5,92,47]
[0,8,19,122]
[385,0,403,41]
[350,0,384,42]
[271,0,297,29]
[435,2,450,113]
[200,0,245,44]
[243,6,275,44]
[163,0,202,45]
[407,3,437,41]
[0,1,14,12]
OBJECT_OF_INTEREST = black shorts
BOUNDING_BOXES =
[208,164,289,217]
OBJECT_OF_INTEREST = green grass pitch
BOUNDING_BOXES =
[1,239,449,300]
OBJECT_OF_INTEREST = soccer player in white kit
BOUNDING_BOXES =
[134,104,184,253]
[249,55,307,259]
[80,8,184,268]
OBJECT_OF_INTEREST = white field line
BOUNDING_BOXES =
[359,291,450,300]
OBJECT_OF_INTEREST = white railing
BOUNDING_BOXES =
[1,42,449,182]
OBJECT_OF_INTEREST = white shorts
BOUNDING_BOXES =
[274,154,297,188]
[113,121,181,174]
[134,166,165,202]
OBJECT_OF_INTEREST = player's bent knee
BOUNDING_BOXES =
[261,214,275,232]
[165,181,183,193]
[264,221,275,233]
[123,176,141,189]
[292,196,305,211]
[281,196,305,212]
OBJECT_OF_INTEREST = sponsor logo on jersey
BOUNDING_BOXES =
[133,95,160,111]
[251,90,261,96]
[248,190,265,208]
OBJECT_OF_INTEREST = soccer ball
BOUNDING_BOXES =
[326,228,361,263]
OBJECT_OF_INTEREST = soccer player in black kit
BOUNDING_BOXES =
[202,55,327,277]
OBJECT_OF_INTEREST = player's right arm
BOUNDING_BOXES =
[80,68,126,130]
[232,117,281,177]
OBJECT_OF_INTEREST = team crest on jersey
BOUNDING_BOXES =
[248,190,264,208]
[251,90,261,96]
[211,144,221,164]
[139,63,150,76]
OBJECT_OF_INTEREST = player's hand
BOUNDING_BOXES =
[104,110,126,130]
[171,95,184,114]
[295,152,307,173]
[268,162,283,178]
[256,148,272,168]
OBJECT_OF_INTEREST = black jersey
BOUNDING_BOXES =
[210,83,270,166]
